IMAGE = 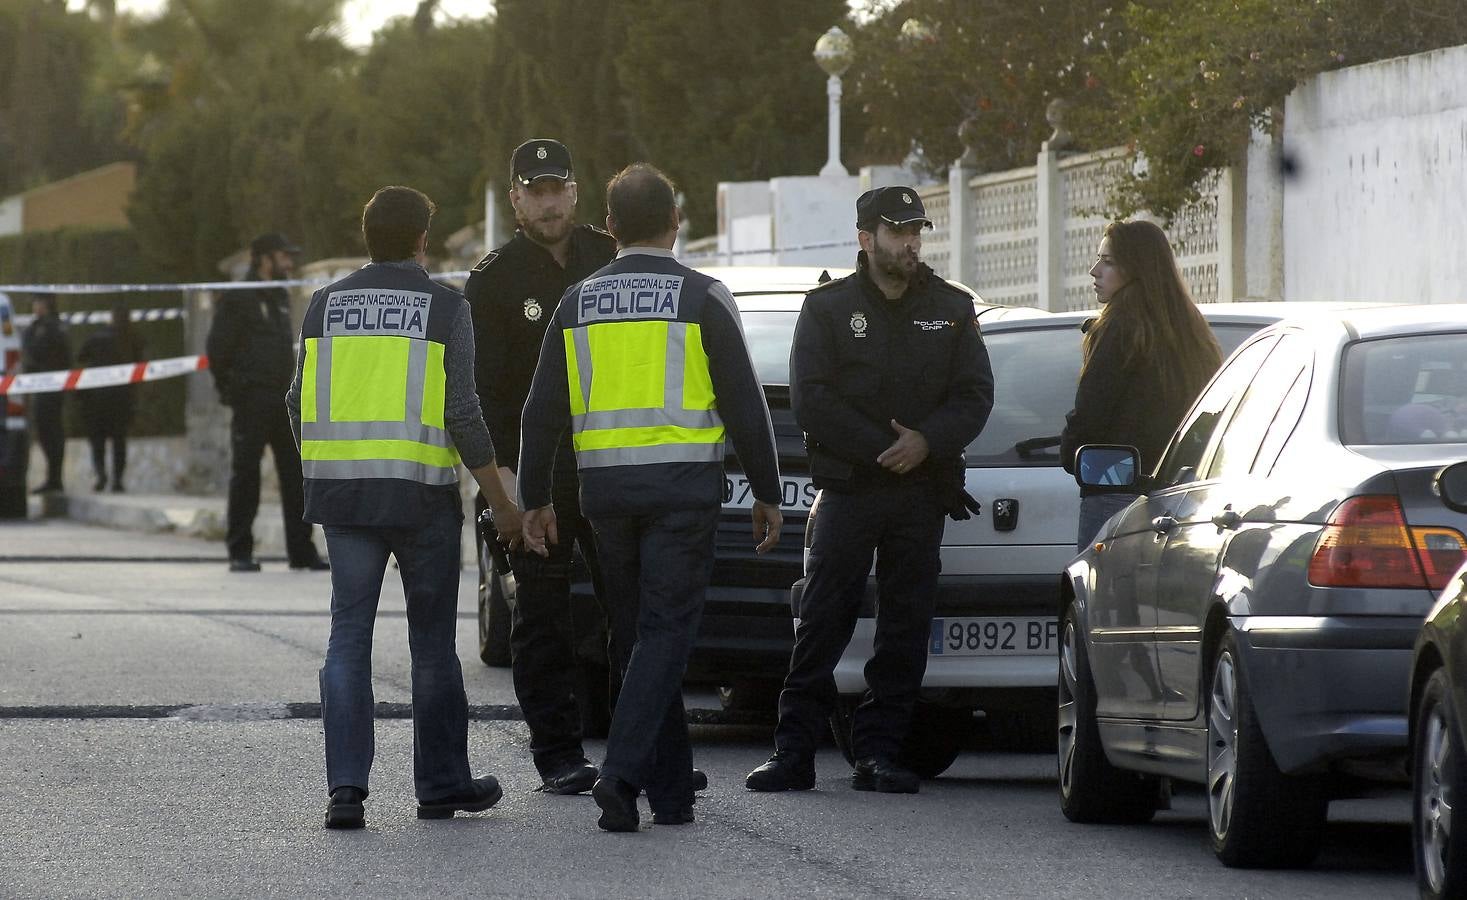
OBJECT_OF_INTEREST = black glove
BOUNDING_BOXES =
[948,488,982,521]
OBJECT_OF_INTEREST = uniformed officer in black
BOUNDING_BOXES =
[207,232,327,573]
[463,139,617,794]
[746,186,994,795]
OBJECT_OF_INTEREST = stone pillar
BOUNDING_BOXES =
[1243,118,1285,300]
[1035,100,1074,312]
[948,117,980,288]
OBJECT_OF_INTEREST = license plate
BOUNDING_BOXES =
[723,473,815,512]
[929,617,1058,656]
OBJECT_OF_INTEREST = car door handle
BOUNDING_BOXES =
[1150,515,1178,534]
[1211,509,1243,530]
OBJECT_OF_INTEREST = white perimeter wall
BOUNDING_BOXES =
[1284,44,1467,303]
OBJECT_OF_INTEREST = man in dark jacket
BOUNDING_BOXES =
[21,294,70,493]
[206,232,326,573]
[464,139,617,794]
[520,164,782,832]
[746,187,994,795]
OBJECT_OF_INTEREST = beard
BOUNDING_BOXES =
[519,211,574,247]
[870,241,919,281]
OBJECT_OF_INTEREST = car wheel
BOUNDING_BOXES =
[1414,668,1465,898]
[900,703,970,779]
[828,697,967,778]
[1057,602,1159,824]
[476,539,512,668]
[1207,631,1326,868]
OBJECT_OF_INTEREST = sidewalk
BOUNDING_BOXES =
[33,487,477,563]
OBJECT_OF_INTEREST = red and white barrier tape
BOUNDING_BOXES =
[0,354,209,395]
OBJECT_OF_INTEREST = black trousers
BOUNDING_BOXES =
[81,391,132,487]
[226,391,316,565]
[497,486,607,777]
[31,392,65,486]
[775,480,945,762]
[593,505,718,813]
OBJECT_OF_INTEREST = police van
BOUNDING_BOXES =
[0,292,29,518]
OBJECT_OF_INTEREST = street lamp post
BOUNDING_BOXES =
[813,26,853,177]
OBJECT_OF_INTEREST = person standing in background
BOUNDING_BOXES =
[21,293,69,494]
[207,232,327,573]
[76,301,145,493]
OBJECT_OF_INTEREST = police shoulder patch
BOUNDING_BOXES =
[470,250,501,273]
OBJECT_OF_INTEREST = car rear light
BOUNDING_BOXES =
[1308,495,1467,590]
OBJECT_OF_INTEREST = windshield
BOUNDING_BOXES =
[1341,332,1467,445]
[740,307,803,385]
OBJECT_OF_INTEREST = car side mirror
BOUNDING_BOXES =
[1074,444,1140,491]
[1436,461,1467,513]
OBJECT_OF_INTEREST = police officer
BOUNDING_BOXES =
[286,186,521,829]
[21,293,70,493]
[519,164,782,832]
[464,138,617,794]
[207,231,326,572]
[746,186,994,795]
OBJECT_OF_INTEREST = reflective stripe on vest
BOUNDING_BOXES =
[299,334,459,485]
[565,319,724,469]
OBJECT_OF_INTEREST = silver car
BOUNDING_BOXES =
[1061,304,1467,868]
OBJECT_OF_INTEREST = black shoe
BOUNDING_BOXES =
[31,483,61,495]
[851,758,920,794]
[745,750,815,792]
[228,557,262,573]
[416,774,503,819]
[538,761,597,795]
[651,805,695,826]
[691,768,708,792]
[111,482,125,494]
[325,786,365,829]
[592,775,640,833]
[93,477,107,492]
[290,557,331,572]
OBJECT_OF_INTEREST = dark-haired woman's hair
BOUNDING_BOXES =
[1082,219,1221,407]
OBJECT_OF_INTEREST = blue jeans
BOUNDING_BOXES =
[319,505,473,801]
[592,506,719,814]
[1077,493,1139,551]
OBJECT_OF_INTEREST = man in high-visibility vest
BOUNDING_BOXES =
[519,163,783,832]
[285,185,522,830]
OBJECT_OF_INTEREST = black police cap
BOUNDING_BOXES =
[511,139,573,185]
[856,186,932,231]
[250,232,302,257]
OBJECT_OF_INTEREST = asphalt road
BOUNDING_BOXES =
[0,519,1418,899]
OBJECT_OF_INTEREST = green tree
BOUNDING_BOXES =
[1108,0,1467,216]
[116,0,363,276]
[613,0,848,236]
[0,0,128,196]
[847,0,1124,178]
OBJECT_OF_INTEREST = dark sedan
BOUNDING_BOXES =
[1060,305,1467,868]
[1409,459,1467,899]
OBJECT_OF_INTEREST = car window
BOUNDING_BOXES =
[1212,323,1266,359]
[1154,336,1278,487]
[1205,334,1310,479]
[1253,364,1311,476]
[1340,331,1467,444]
[965,325,1082,466]
[738,308,802,385]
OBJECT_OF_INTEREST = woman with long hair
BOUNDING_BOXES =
[1061,219,1222,549]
